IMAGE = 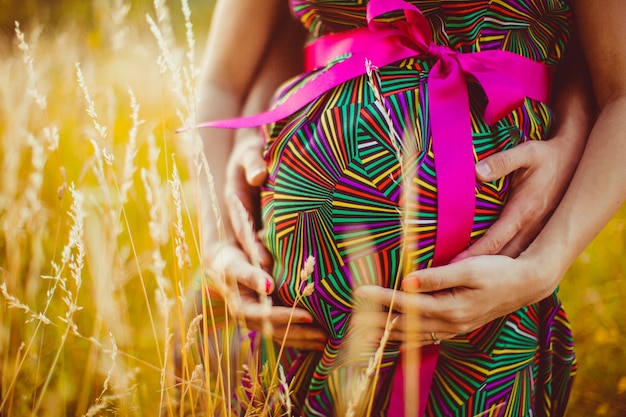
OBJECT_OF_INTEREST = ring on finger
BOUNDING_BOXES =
[430,332,441,345]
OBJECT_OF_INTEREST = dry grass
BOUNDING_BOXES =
[0,1,624,416]
[0,1,213,415]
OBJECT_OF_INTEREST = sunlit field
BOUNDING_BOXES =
[0,1,624,416]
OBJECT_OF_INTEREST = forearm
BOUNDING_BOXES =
[523,94,626,291]
[548,31,596,164]
[233,8,305,146]
[199,3,305,252]
[520,0,626,294]
[198,86,237,249]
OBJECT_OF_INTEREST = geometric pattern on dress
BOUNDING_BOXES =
[257,1,576,415]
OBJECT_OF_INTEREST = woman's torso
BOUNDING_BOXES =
[259,1,574,415]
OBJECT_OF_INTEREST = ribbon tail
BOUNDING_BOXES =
[461,52,551,124]
[429,59,476,266]
[390,345,439,417]
[392,57,477,417]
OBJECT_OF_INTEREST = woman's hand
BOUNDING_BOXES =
[208,130,327,351]
[354,252,548,344]
[224,129,272,269]
[197,4,316,350]
[205,242,327,351]
[458,35,594,259]
[236,280,327,351]
[456,134,584,260]
[350,303,457,349]
[461,139,576,258]
[350,136,584,347]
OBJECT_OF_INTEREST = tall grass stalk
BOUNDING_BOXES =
[33,184,86,414]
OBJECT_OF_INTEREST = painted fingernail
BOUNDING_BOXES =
[299,316,314,323]
[402,277,420,291]
[265,279,273,294]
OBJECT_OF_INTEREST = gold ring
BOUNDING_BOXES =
[430,332,441,345]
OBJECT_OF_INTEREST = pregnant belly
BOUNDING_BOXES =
[259,88,517,340]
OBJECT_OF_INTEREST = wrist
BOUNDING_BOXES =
[517,245,566,301]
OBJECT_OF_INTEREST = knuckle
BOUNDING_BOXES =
[521,203,541,220]
[483,235,505,255]
[422,272,443,291]
[499,150,514,169]
[491,150,513,173]
[446,309,465,325]
[523,140,542,161]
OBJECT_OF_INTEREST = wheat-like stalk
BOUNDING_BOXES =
[119,87,142,206]
[110,0,131,51]
[345,317,398,417]
[344,59,422,417]
[14,21,47,110]
[33,184,86,414]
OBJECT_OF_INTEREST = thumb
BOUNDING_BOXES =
[475,142,533,182]
[238,134,267,187]
[219,246,274,294]
[244,159,267,187]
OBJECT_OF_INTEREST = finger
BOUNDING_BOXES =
[354,286,406,311]
[416,313,480,335]
[354,286,432,316]
[402,260,479,293]
[475,141,535,182]
[255,230,273,270]
[241,302,302,324]
[400,332,457,350]
[458,171,548,260]
[226,194,265,267]
[496,216,545,257]
[453,206,524,259]
[217,246,273,294]
[351,310,458,345]
[235,131,267,186]
[351,311,399,328]
[357,324,456,345]
[274,323,328,343]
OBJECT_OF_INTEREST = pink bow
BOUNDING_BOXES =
[195,0,550,267]
[305,0,551,267]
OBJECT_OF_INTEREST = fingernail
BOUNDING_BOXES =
[247,167,266,184]
[401,277,420,291]
[265,279,273,294]
[299,316,314,323]
[475,162,491,178]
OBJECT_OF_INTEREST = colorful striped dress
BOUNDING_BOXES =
[258,0,577,415]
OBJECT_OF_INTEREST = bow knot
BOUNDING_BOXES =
[425,42,454,60]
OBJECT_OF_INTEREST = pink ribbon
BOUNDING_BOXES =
[195,0,550,267]
[193,0,551,414]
